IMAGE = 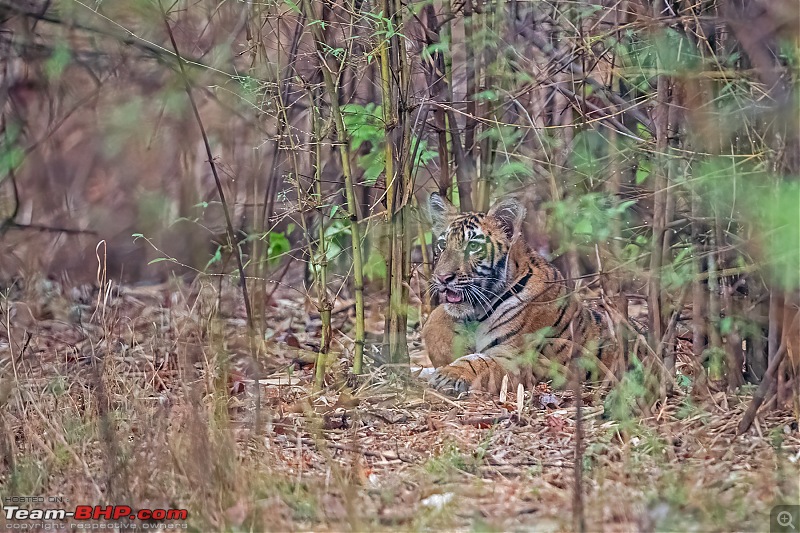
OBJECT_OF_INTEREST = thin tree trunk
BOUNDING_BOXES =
[649,22,670,393]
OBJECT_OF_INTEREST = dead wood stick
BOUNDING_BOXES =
[300,437,409,462]
[460,414,515,426]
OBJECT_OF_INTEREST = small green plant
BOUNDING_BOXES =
[424,443,472,478]
[9,457,47,495]
[604,356,655,425]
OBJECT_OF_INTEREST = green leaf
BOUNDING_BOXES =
[422,41,449,60]
[574,219,593,235]
[636,160,651,184]
[719,317,733,335]
[267,231,291,265]
[0,147,24,177]
[45,43,72,80]
[636,122,653,141]
[493,161,534,181]
[569,130,606,177]
[205,247,223,270]
[363,248,387,281]
[284,0,301,13]
[474,89,498,101]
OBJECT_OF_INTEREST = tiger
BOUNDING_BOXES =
[422,192,615,395]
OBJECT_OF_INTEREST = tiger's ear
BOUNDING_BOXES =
[487,197,526,239]
[428,192,458,234]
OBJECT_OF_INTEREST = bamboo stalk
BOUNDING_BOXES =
[649,7,670,393]
[463,0,477,160]
[309,88,332,389]
[378,8,400,365]
[378,17,396,333]
[380,0,411,367]
[393,0,412,367]
[474,2,493,213]
[303,0,366,375]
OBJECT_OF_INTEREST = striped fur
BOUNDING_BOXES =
[423,193,614,395]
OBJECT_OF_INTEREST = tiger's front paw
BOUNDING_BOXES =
[428,366,473,396]
[427,353,498,396]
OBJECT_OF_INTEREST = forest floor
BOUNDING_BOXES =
[1,276,798,532]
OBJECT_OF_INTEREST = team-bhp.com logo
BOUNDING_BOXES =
[4,505,188,525]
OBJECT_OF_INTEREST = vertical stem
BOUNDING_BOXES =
[605,111,628,377]
[690,186,710,395]
[571,326,585,533]
[379,7,398,364]
[378,8,396,363]
[310,89,332,389]
[717,218,744,390]
[475,0,496,212]
[380,0,411,367]
[649,8,670,392]
[707,231,723,360]
[304,0,365,374]
[464,0,477,160]
[778,294,799,408]
[660,174,676,385]
[396,0,412,367]
[691,187,706,358]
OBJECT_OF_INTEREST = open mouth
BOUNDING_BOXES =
[444,289,463,304]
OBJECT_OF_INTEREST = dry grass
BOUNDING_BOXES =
[1,276,798,531]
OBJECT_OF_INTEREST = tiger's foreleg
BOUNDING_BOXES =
[428,346,535,395]
[422,306,473,368]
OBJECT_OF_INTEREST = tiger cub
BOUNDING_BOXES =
[422,193,614,395]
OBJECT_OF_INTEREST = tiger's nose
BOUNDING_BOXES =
[435,273,456,285]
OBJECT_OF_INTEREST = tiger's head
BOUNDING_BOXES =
[428,193,526,320]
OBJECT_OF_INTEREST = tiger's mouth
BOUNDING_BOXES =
[444,289,463,304]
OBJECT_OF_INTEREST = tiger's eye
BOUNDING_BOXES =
[467,241,483,253]
[436,238,446,252]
